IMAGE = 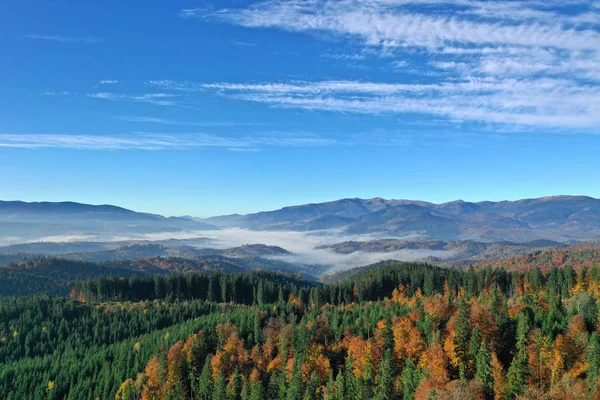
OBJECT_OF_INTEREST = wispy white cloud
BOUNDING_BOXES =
[391,60,409,69]
[0,133,338,151]
[113,116,265,127]
[98,80,120,85]
[44,91,70,96]
[175,0,600,131]
[212,0,600,50]
[89,92,180,106]
[146,80,205,92]
[195,77,600,129]
[25,34,103,43]
[321,52,367,60]
[234,41,257,47]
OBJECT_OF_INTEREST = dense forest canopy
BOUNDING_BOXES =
[2,260,600,399]
[0,256,321,297]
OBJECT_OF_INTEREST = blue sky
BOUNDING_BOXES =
[1,0,599,217]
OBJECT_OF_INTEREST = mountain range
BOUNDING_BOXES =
[3,195,600,244]
[0,200,215,243]
[203,195,600,242]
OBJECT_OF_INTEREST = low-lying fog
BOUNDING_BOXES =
[1,228,455,273]
[190,228,455,273]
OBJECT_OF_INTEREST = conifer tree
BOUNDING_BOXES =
[253,312,262,346]
[303,371,320,400]
[506,349,528,398]
[207,276,216,302]
[454,298,471,380]
[382,318,395,353]
[212,372,226,400]
[249,379,264,400]
[374,349,394,400]
[475,343,493,396]
[586,333,600,393]
[287,359,303,400]
[333,371,345,400]
[198,357,212,400]
[345,356,357,397]
[401,357,422,400]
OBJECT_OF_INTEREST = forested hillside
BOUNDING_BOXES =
[0,255,322,297]
[474,243,600,272]
[2,261,600,399]
[0,257,248,297]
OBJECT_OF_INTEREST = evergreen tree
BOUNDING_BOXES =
[241,378,249,400]
[227,367,242,400]
[207,275,216,302]
[475,343,493,396]
[303,371,320,400]
[344,356,357,397]
[253,312,262,346]
[257,281,264,306]
[401,357,422,400]
[221,277,228,303]
[382,318,395,353]
[423,273,434,296]
[266,373,280,400]
[249,379,264,400]
[287,358,303,400]
[198,357,212,400]
[333,371,345,400]
[506,350,528,398]
[587,333,600,392]
[374,350,394,400]
[213,372,226,400]
[454,298,471,380]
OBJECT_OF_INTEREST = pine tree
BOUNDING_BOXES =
[213,372,226,400]
[226,367,242,400]
[221,277,228,303]
[587,332,600,393]
[515,312,531,352]
[207,276,216,302]
[333,371,345,400]
[249,379,264,400]
[475,343,493,395]
[241,377,249,400]
[506,349,528,398]
[382,318,394,353]
[198,357,212,400]
[345,356,357,397]
[401,357,422,400]
[374,349,394,400]
[454,298,471,380]
[469,327,482,366]
[267,373,280,400]
[254,312,262,346]
[287,358,303,400]
[356,377,372,400]
[303,371,320,400]
[278,372,288,400]
[424,273,434,296]
[257,281,264,306]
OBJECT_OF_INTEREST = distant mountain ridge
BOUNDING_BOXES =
[4,196,600,244]
[0,201,216,243]
[203,195,600,242]
[0,200,184,222]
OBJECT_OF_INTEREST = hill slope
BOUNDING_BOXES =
[473,243,600,272]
